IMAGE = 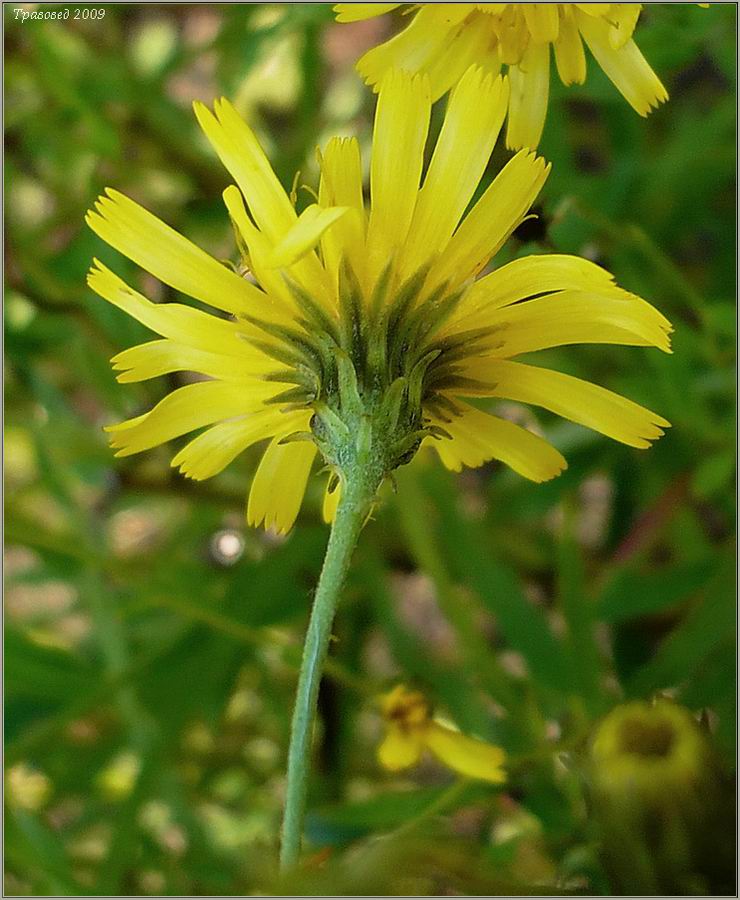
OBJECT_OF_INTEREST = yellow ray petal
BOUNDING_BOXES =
[459,359,670,448]
[607,4,641,50]
[318,137,367,289]
[506,39,550,150]
[111,339,267,383]
[322,477,341,524]
[377,727,425,772]
[476,3,507,14]
[334,3,401,23]
[577,10,668,116]
[247,432,316,534]
[401,69,509,278]
[453,253,615,323]
[522,4,559,43]
[431,401,567,482]
[430,151,549,287]
[488,289,673,356]
[85,190,264,316]
[105,380,278,457]
[366,69,431,280]
[171,409,307,481]
[356,5,473,91]
[424,722,507,783]
[224,185,336,321]
[494,4,530,65]
[574,4,612,17]
[267,204,349,268]
[193,98,296,241]
[416,11,494,100]
[222,185,296,312]
[87,260,248,357]
[554,6,587,85]
[197,99,331,300]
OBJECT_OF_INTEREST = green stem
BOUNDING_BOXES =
[279,473,375,872]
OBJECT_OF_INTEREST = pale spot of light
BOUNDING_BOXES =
[210,529,245,566]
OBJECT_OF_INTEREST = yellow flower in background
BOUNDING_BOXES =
[334,3,668,149]
[87,65,670,535]
[378,684,507,783]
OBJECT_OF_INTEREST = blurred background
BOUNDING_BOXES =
[4,3,736,895]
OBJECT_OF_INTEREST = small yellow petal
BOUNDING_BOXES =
[424,722,507,783]
[495,4,531,65]
[267,204,349,269]
[193,98,296,241]
[453,253,615,324]
[401,68,509,278]
[554,6,587,85]
[487,289,673,357]
[459,359,671,449]
[111,339,266,383]
[506,40,550,150]
[367,69,431,279]
[87,261,247,357]
[430,151,549,287]
[171,409,307,481]
[576,10,668,116]
[380,684,430,723]
[247,433,316,534]
[322,477,341,524]
[333,3,401,23]
[522,4,559,43]
[414,12,493,100]
[318,137,367,288]
[574,4,611,17]
[377,727,424,772]
[105,381,277,457]
[357,5,472,91]
[85,190,264,316]
[221,185,298,315]
[607,3,641,50]
[431,401,567,482]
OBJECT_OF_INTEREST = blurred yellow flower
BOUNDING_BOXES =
[334,3,668,148]
[378,684,506,783]
[87,65,670,534]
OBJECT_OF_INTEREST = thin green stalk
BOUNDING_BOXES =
[279,473,376,872]
[390,778,473,840]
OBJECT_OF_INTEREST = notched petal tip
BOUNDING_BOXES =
[535,455,568,483]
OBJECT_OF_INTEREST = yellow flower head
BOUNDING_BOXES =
[334,3,668,149]
[87,66,670,534]
[378,684,507,783]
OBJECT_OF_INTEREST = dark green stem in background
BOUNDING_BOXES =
[279,473,376,872]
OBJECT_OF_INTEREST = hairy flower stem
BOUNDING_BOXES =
[279,471,377,872]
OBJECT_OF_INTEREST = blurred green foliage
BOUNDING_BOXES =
[4,3,736,896]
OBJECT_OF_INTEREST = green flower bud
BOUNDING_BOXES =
[587,700,733,894]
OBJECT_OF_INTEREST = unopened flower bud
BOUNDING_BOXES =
[587,700,732,894]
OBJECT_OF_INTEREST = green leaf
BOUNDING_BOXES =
[306,783,487,846]
[598,560,715,623]
[626,555,735,697]
[692,451,735,500]
[426,470,572,696]
[5,810,81,895]
[557,514,604,714]
[5,627,97,703]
